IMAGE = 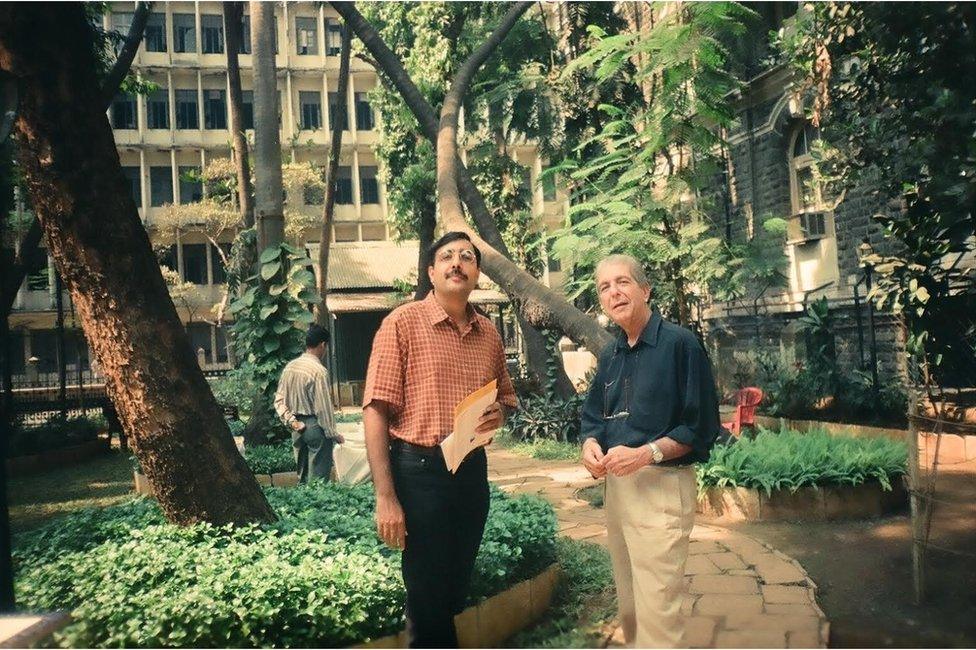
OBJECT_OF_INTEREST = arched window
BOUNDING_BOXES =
[787,122,827,241]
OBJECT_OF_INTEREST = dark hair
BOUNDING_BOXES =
[426,231,481,268]
[305,324,330,348]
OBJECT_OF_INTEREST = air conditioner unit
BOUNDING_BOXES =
[792,211,826,243]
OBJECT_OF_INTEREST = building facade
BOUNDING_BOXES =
[7,1,568,403]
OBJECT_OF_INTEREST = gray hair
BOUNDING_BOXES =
[595,254,651,289]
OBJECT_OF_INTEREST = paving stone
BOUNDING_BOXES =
[787,629,824,648]
[688,540,725,555]
[685,554,723,576]
[715,630,787,648]
[685,616,718,648]
[766,603,821,617]
[694,594,764,616]
[721,536,773,562]
[706,551,748,570]
[681,594,697,616]
[689,574,759,595]
[728,568,759,577]
[727,614,822,635]
[762,585,814,604]
[753,556,809,584]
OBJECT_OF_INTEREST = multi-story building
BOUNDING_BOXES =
[7,1,568,404]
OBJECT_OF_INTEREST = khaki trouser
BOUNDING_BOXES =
[605,464,696,648]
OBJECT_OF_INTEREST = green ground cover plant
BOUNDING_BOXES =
[499,433,581,462]
[697,428,908,497]
[14,483,557,648]
[242,442,295,475]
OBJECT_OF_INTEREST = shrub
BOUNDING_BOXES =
[696,428,908,497]
[243,442,295,475]
[209,367,260,416]
[6,415,105,458]
[14,482,557,648]
[507,393,585,443]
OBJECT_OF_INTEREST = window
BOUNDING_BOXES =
[334,223,358,242]
[157,244,177,272]
[178,166,202,204]
[173,13,196,53]
[215,325,229,363]
[788,122,828,242]
[296,17,318,55]
[182,243,208,284]
[111,12,133,54]
[211,243,232,285]
[201,15,224,54]
[150,167,173,207]
[175,90,198,129]
[361,222,386,241]
[146,88,169,129]
[187,323,213,362]
[359,166,379,204]
[328,92,348,131]
[204,90,227,130]
[325,18,343,56]
[299,91,322,130]
[239,15,252,54]
[25,249,49,291]
[121,166,141,205]
[110,93,136,129]
[335,166,353,204]
[355,92,374,131]
[144,12,167,52]
[241,91,254,129]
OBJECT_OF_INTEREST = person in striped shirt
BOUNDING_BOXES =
[273,324,344,482]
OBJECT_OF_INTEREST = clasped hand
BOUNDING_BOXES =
[581,439,650,478]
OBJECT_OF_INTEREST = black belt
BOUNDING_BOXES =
[390,438,443,457]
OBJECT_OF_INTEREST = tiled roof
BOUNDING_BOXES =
[308,241,420,290]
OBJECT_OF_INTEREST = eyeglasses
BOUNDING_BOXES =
[436,248,477,264]
[603,347,641,420]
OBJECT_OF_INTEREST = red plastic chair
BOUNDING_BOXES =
[722,387,764,438]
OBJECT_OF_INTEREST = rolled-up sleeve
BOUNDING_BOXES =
[493,338,518,410]
[665,335,721,462]
[580,349,609,450]
[363,315,405,410]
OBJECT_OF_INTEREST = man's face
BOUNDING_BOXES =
[596,262,651,328]
[428,239,480,298]
[312,342,328,361]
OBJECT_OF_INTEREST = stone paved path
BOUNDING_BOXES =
[488,447,829,649]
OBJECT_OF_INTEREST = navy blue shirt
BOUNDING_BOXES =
[581,311,720,466]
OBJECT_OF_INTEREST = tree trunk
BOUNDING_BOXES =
[0,5,275,525]
[243,0,286,447]
[1,2,152,320]
[413,205,435,300]
[223,1,254,230]
[250,0,284,253]
[316,17,351,327]
[333,2,611,371]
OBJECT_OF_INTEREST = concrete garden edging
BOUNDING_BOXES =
[133,470,300,496]
[352,563,560,649]
[6,437,111,477]
[697,478,908,522]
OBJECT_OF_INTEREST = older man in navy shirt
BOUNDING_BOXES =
[580,254,720,648]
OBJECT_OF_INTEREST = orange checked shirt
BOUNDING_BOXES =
[363,292,518,447]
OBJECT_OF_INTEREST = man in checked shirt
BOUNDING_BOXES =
[274,324,344,483]
[363,231,517,648]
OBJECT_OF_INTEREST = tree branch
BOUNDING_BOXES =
[101,1,152,108]
[333,1,613,353]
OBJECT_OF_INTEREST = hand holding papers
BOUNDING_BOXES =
[440,380,498,473]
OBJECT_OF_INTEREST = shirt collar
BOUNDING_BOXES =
[301,351,323,365]
[422,291,479,330]
[615,309,662,350]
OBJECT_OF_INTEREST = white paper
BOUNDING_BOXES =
[440,380,498,473]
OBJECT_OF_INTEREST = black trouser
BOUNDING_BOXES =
[391,443,490,648]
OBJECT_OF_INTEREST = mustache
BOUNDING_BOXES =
[445,269,468,281]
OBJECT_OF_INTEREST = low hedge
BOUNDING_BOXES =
[14,482,557,647]
[242,442,295,475]
[6,415,105,458]
[696,428,908,497]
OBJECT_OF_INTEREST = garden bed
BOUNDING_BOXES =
[13,482,557,648]
[6,437,111,478]
[696,428,908,522]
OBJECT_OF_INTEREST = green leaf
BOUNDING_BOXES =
[259,247,282,264]
[260,262,281,280]
[259,304,279,320]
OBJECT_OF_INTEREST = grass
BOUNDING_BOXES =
[497,431,581,462]
[507,538,617,648]
[6,450,134,534]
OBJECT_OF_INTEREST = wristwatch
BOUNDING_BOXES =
[646,441,664,464]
